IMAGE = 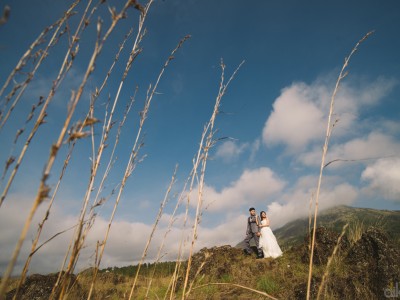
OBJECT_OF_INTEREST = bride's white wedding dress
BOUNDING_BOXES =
[259,219,283,258]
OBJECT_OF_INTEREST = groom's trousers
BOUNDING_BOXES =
[244,232,261,253]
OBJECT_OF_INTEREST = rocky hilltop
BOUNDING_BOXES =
[5,226,400,299]
[5,205,400,299]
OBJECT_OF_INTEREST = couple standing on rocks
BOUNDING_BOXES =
[243,207,283,259]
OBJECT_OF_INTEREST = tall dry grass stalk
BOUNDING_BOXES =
[1,3,251,300]
[160,60,244,300]
[54,3,153,298]
[145,171,193,299]
[308,192,314,249]
[126,166,177,300]
[164,169,197,300]
[20,67,132,300]
[85,33,189,300]
[0,0,85,207]
[0,0,80,123]
[165,140,209,299]
[88,30,135,208]
[192,283,279,300]
[11,16,133,300]
[0,0,79,132]
[50,9,189,300]
[181,59,245,299]
[1,95,44,186]
[306,30,374,300]
[0,3,112,299]
[184,251,210,298]
[0,4,230,300]
[0,2,145,299]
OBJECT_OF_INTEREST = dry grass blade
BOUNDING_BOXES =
[127,166,177,299]
[0,1,132,298]
[0,1,82,132]
[90,88,136,210]
[11,142,74,300]
[59,7,153,300]
[88,31,189,300]
[324,154,397,168]
[182,59,245,299]
[0,0,96,207]
[184,251,210,298]
[306,30,374,300]
[192,283,279,300]
[316,223,348,300]
[308,192,314,249]
[15,31,130,292]
[46,2,142,296]
[145,170,194,299]
[1,156,15,181]
[58,29,136,288]
[0,2,76,101]
[163,167,197,300]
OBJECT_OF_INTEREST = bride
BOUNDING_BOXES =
[258,211,282,258]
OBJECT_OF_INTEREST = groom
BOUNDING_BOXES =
[243,207,263,258]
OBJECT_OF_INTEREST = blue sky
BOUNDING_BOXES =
[0,0,399,275]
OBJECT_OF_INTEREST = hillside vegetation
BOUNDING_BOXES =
[5,205,400,299]
[274,205,400,248]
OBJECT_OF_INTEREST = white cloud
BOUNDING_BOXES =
[361,157,400,201]
[299,131,400,168]
[214,140,248,162]
[353,76,398,106]
[196,167,286,212]
[0,191,253,276]
[197,214,247,248]
[262,77,397,153]
[0,194,76,275]
[262,82,325,151]
[0,194,191,275]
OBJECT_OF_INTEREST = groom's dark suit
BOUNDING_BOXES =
[244,215,263,257]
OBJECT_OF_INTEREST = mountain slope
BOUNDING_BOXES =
[273,205,400,247]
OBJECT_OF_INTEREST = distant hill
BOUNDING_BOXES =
[273,205,400,247]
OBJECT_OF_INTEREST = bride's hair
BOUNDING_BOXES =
[260,211,266,219]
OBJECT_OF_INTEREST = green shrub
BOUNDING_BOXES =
[256,275,280,294]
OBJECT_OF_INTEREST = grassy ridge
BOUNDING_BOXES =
[274,205,400,248]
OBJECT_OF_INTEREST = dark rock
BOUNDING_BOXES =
[293,276,321,300]
[345,227,400,296]
[188,245,244,280]
[301,226,349,265]
[6,272,78,300]
[324,274,366,300]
